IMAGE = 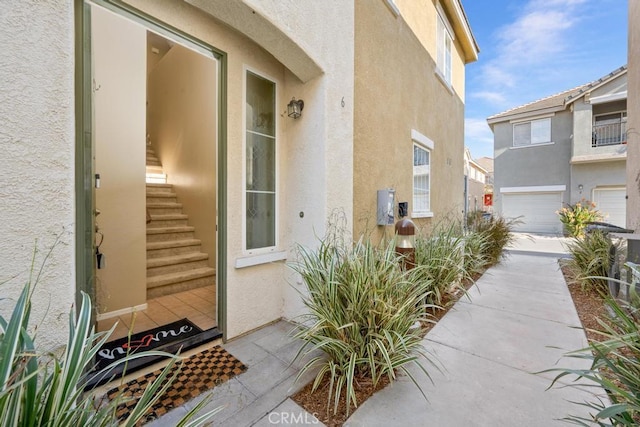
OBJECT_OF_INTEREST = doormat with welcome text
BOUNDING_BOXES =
[106,346,246,423]
[96,318,202,371]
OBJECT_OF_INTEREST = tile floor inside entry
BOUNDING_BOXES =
[96,286,217,341]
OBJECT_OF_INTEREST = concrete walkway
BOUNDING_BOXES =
[149,242,604,426]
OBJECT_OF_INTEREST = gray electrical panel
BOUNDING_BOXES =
[377,189,395,225]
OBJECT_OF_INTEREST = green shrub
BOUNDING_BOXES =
[0,244,220,426]
[564,230,615,291]
[547,296,640,425]
[557,199,603,238]
[290,238,437,416]
[412,221,466,305]
[467,214,518,267]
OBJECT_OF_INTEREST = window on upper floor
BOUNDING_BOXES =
[513,118,551,147]
[592,111,627,147]
[436,6,453,86]
[245,70,277,251]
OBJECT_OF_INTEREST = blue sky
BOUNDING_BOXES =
[462,0,628,159]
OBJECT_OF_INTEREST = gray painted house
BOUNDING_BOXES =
[488,66,628,234]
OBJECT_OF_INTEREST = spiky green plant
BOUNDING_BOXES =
[462,228,492,276]
[412,220,466,305]
[557,199,603,238]
[0,244,221,426]
[290,238,438,416]
[467,214,518,267]
[564,230,616,291]
[546,295,640,426]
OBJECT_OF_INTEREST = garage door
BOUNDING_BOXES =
[502,192,563,234]
[593,188,626,227]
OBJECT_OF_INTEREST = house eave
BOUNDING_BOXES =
[487,105,564,127]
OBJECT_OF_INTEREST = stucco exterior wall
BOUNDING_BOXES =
[353,0,465,240]
[394,0,467,99]
[93,6,147,314]
[0,2,76,351]
[571,161,626,205]
[627,0,640,231]
[493,112,572,213]
[123,0,355,337]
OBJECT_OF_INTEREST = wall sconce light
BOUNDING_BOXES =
[287,97,304,119]
[578,184,584,193]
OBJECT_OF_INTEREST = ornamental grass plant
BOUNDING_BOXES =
[548,295,640,426]
[564,230,617,292]
[412,220,467,305]
[290,237,438,416]
[467,213,519,267]
[0,243,220,427]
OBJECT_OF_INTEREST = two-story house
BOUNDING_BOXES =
[1,0,477,356]
[464,148,488,214]
[488,66,628,234]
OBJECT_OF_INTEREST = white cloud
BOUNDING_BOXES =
[465,118,494,145]
[470,90,507,106]
[479,0,586,90]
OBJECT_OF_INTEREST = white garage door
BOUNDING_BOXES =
[593,188,626,227]
[502,192,563,234]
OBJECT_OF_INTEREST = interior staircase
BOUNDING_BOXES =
[145,145,216,299]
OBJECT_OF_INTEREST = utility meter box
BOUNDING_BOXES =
[377,189,395,225]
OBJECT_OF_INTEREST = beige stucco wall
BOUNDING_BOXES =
[147,43,218,263]
[93,6,147,314]
[354,0,465,240]
[395,0,467,99]
[124,0,355,338]
[0,1,76,351]
[627,0,640,231]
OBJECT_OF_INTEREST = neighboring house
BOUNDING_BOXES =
[1,0,477,354]
[475,156,494,212]
[464,148,488,214]
[628,1,640,231]
[488,66,628,234]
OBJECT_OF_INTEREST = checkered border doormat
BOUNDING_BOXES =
[107,346,246,423]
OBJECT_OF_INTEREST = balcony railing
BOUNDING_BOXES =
[592,121,627,147]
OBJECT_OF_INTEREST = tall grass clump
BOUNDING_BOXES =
[290,237,437,416]
[412,220,466,305]
[467,213,519,267]
[547,296,640,425]
[564,230,616,291]
[0,243,220,426]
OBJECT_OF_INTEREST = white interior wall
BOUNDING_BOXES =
[93,5,147,314]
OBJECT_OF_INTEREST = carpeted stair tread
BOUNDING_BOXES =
[147,202,183,208]
[146,191,177,198]
[147,267,215,288]
[146,183,173,189]
[147,238,201,250]
[149,213,188,221]
[147,252,209,268]
[147,226,195,235]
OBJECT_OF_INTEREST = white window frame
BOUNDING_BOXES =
[436,3,454,86]
[411,129,434,218]
[512,117,551,147]
[242,67,279,255]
